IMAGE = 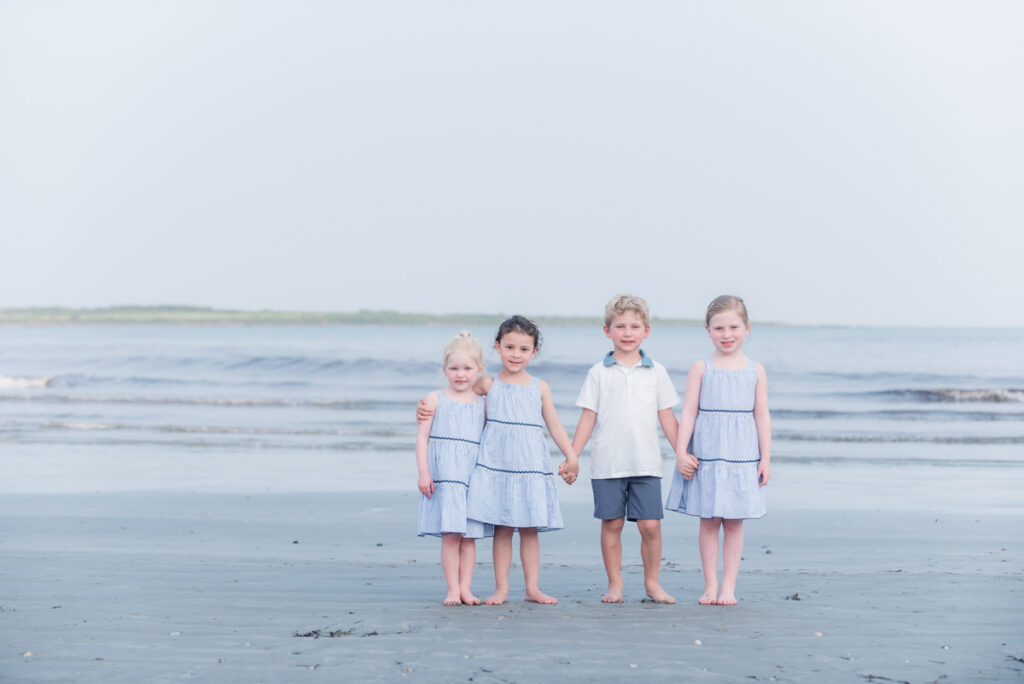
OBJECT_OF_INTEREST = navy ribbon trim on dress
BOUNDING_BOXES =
[696,458,761,463]
[698,407,753,414]
[429,436,481,445]
[476,463,553,477]
[487,418,544,429]
[433,479,469,487]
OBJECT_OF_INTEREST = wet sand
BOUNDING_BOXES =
[2,461,1023,683]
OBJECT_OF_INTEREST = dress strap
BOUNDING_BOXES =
[436,388,448,403]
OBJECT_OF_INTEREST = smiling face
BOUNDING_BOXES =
[706,309,750,355]
[604,310,650,356]
[494,330,538,374]
[444,351,482,392]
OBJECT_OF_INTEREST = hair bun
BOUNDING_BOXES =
[443,332,485,370]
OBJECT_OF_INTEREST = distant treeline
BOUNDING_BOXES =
[0,306,703,327]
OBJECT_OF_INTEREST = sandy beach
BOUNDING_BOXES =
[2,454,1022,684]
[4,0,1024,676]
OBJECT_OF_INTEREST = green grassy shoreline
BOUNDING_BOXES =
[0,306,703,327]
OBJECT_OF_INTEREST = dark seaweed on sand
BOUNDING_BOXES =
[294,628,354,639]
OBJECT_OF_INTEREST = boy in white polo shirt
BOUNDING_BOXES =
[569,294,680,603]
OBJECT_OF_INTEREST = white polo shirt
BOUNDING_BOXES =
[575,350,680,479]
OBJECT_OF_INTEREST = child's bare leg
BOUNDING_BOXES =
[698,517,722,605]
[459,537,481,605]
[637,519,674,604]
[600,517,625,602]
[485,526,513,605]
[519,527,557,604]
[718,519,744,605]
[440,533,463,605]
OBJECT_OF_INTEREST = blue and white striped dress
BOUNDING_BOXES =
[417,390,493,538]
[466,375,563,532]
[665,357,766,519]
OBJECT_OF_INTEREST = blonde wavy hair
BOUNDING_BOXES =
[604,294,650,327]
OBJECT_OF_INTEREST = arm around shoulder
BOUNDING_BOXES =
[474,375,494,396]
[416,387,442,423]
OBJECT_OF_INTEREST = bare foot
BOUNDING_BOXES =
[443,592,463,606]
[698,584,718,605]
[716,591,737,606]
[644,583,675,604]
[461,591,482,606]
[601,585,624,603]
[525,589,558,605]
[484,588,508,605]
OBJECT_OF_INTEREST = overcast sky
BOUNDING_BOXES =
[2,1,1021,326]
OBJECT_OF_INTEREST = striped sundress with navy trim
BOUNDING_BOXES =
[466,375,564,531]
[417,389,494,538]
[665,357,766,519]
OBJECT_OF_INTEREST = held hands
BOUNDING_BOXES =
[558,457,579,485]
[677,452,699,480]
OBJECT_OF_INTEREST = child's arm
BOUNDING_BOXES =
[658,408,679,453]
[568,368,600,481]
[539,380,579,484]
[675,359,704,479]
[473,375,493,396]
[415,398,432,423]
[655,364,681,453]
[571,408,597,456]
[415,392,439,496]
[416,376,492,422]
[563,408,595,484]
[753,362,771,486]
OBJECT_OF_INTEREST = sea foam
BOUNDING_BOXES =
[0,374,51,389]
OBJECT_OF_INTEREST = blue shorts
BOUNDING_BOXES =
[592,476,664,521]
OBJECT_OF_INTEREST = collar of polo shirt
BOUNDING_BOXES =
[603,349,653,368]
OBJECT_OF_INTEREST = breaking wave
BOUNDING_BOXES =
[776,432,1024,445]
[0,374,51,389]
[772,408,1024,422]
[868,388,1024,404]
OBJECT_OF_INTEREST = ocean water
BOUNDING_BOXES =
[1,324,1022,490]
